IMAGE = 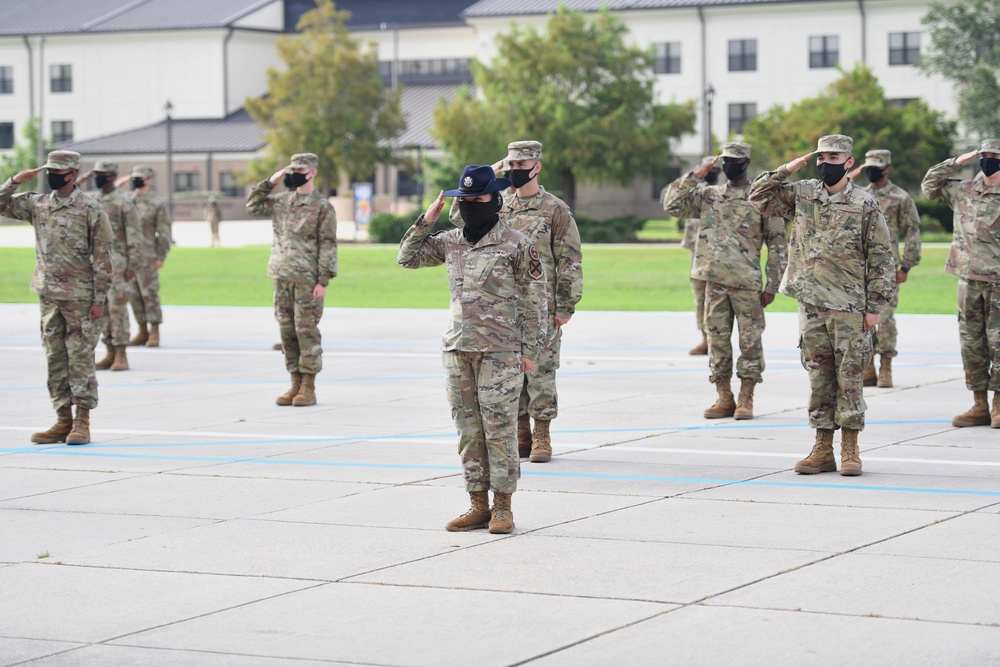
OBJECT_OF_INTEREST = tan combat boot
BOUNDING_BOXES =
[840,428,862,476]
[445,491,491,531]
[992,392,1000,429]
[952,391,991,427]
[146,323,160,347]
[703,380,736,419]
[95,343,115,370]
[276,372,302,406]
[111,346,129,371]
[734,379,755,420]
[488,492,514,534]
[129,322,149,346]
[292,373,317,406]
[272,343,283,351]
[863,360,877,387]
[689,334,708,356]
[66,407,91,445]
[794,429,836,474]
[529,419,552,463]
[877,354,893,388]
[517,414,532,458]
[30,407,73,444]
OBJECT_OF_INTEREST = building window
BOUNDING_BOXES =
[889,32,920,66]
[49,64,72,93]
[51,120,73,143]
[809,36,839,69]
[0,122,13,149]
[728,39,757,72]
[728,103,757,135]
[219,171,242,197]
[0,67,12,94]
[175,172,201,192]
[380,58,472,83]
[890,98,919,108]
[654,42,681,74]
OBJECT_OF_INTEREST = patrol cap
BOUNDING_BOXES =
[42,150,80,170]
[131,165,155,179]
[980,139,1000,154]
[506,140,542,162]
[816,134,854,154]
[442,165,512,197]
[721,142,751,159]
[287,153,319,171]
[863,150,891,168]
[94,160,119,173]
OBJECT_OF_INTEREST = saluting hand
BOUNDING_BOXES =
[269,168,286,186]
[115,175,131,188]
[424,191,445,223]
[692,156,719,180]
[75,169,92,186]
[847,165,864,181]
[785,152,815,174]
[12,167,43,184]
[491,158,506,177]
[956,149,980,166]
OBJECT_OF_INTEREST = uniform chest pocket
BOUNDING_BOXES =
[48,210,89,248]
[829,206,864,244]
[471,252,514,297]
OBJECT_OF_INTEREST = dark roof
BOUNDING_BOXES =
[0,0,278,36]
[396,83,475,148]
[464,0,822,16]
[59,109,267,155]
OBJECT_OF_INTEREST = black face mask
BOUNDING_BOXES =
[283,172,310,189]
[47,171,72,190]
[508,167,536,189]
[95,174,113,188]
[703,170,721,185]
[459,196,501,245]
[865,167,886,183]
[817,161,849,187]
[980,157,1000,177]
[722,161,748,182]
[131,177,146,190]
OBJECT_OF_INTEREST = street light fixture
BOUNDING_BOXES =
[164,100,173,216]
[704,84,716,156]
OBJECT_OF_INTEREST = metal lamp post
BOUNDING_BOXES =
[704,84,715,156]
[164,100,173,216]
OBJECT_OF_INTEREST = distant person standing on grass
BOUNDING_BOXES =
[247,153,337,407]
[205,196,222,247]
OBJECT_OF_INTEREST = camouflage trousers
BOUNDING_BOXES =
[39,297,102,410]
[874,289,899,358]
[957,278,1000,392]
[274,279,324,374]
[210,220,220,248]
[705,283,765,384]
[519,327,561,420]
[129,261,162,325]
[798,302,873,431]
[102,254,133,346]
[443,350,522,494]
[689,251,706,334]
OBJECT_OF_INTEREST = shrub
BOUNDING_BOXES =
[368,213,454,244]
[920,214,945,234]
[914,197,953,233]
[575,214,646,243]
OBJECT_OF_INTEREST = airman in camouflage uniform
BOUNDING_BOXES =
[86,161,141,372]
[663,142,787,421]
[450,141,583,463]
[127,165,171,347]
[205,196,222,247]
[922,139,1000,428]
[247,153,337,407]
[853,150,921,388]
[662,156,720,355]
[400,165,546,534]
[0,151,113,445]
[750,135,895,476]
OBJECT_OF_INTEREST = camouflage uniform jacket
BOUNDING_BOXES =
[96,188,141,273]
[0,178,113,304]
[862,179,921,271]
[129,191,172,262]
[663,174,788,293]
[247,180,338,287]
[398,215,547,358]
[922,158,1000,283]
[749,167,895,314]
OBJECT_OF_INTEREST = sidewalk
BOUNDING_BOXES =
[1,305,998,665]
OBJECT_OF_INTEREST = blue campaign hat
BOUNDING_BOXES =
[442,165,512,197]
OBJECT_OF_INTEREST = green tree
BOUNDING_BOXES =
[431,6,695,211]
[246,0,406,195]
[0,118,48,191]
[741,65,956,191]
[919,0,1000,140]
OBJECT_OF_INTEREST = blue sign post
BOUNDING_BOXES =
[353,182,374,234]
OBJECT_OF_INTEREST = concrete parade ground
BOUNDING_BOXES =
[1,303,999,666]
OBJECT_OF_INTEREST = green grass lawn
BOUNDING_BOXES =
[0,245,958,313]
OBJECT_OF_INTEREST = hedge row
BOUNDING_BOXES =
[368,212,648,244]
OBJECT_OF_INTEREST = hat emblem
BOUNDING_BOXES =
[463,176,473,188]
